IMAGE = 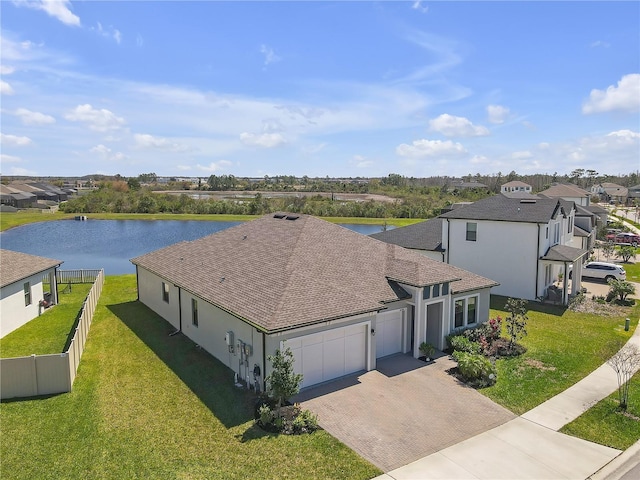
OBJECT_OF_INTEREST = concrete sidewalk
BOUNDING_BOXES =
[375,323,640,480]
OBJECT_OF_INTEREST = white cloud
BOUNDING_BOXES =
[606,129,640,141]
[511,150,533,160]
[0,133,32,146]
[90,144,111,155]
[1,65,15,75]
[136,34,144,48]
[412,1,429,13]
[196,160,232,172]
[65,104,126,132]
[239,132,286,148]
[396,139,467,158]
[469,155,489,165]
[260,44,281,67]
[351,155,374,168]
[1,153,22,163]
[5,166,37,176]
[301,143,327,155]
[91,22,122,44]
[111,152,126,161]
[14,0,81,27]
[590,40,610,48]
[487,104,510,124]
[583,73,640,114]
[89,144,125,161]
[134,133,189,152]
[1,80,15,95]
[14,108,56,125]
[429,114,489,137]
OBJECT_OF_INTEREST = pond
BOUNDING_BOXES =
[0,219,390,275]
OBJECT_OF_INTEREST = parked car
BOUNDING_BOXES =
[608,232,640,247]
[569,262,627,282]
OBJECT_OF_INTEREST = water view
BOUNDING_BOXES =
[0,219,390,274]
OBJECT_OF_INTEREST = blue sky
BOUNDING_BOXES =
[1,1,639,179]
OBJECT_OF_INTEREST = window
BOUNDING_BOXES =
[24,282,32,306]
[442,282,449,295]
[433,284,440,297]
[466,222,477,241]
[454,295,480,328]
[467,297,477,324]
[191,298,198,326]
[545,227,548,239]
[423,286,430,300]
[162,282,170,303]
[455,300,464,328]
[553,223,560,244]
[568,216,573,233]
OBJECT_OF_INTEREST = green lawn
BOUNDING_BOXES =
[560,371,640,450]
[623,261,640,283]
[0,275,380,480]
[0,283,93,357]
[482,296,639,415]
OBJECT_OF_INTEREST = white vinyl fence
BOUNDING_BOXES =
[1,270,105,400]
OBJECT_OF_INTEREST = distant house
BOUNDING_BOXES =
[0,184,36,209]
[450,180,487,190]
[500,181,532,195]
[591,183,628,205]
[628,184,640,206]
[370,218,445,261]
[132,213,497,389]
[0,250,62,338]
[539,183,591,206]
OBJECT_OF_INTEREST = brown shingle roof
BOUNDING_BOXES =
[0,249,62,288]
[132,214,496,332]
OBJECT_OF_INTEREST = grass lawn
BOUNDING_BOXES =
[622,261,640,283]
[1,210,422,232]
[0,283,93,357]
[560,371,640,450]
[482,296,640,415]
[0,275,380,480]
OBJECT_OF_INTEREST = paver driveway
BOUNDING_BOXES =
[294,354,515,472]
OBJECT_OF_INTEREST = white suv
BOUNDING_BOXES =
[574,262,627,282]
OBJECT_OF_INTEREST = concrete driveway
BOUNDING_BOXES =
[294,354,515,472]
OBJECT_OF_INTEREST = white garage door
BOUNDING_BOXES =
[376,309,404,359]
[287,324,367,389]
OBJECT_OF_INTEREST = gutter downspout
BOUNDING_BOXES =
[135,265,140,301]
[535,224,540,300]
[262,331,267,394]
[177,286,182,332]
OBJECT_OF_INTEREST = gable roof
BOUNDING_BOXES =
[501,181,531,188]
[0,249,62,288]
[538,183,590,199]
[369,217,444,252]
[439,194,565,223]
[131,214,496,333]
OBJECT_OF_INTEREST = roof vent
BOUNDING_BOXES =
[285,214,299,221]
[520,199,537,204]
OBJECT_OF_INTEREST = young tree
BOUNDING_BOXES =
[266,347,303,411]
[505,298,528,349]
[600,242,615,261]
[616,246,637,263]
[607,344,640,411]
[608,279,636,303]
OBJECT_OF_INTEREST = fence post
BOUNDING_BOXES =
[30,354,38,396]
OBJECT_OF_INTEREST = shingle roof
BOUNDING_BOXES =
[540,245,588,262]
[439,194,564,223]
[369,217,444,252]
[0,249,62,288]
[538,183,590,199]
[132,214,496,333]
[501,181,531,188]
[585,204,608,215]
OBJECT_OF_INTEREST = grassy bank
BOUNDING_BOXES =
[1,210,424,232]
[482,296,639,415]
[0,275,380,480]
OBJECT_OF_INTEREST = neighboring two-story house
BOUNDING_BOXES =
[539,183,591,206]
[375,195,588,305]
[500,181,532,195]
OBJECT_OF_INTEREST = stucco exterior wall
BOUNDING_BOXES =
[443,219,539,300]
[0,272,48,338]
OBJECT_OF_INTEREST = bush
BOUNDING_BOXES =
[452,351,497,387]
[255,403,319,435]
[449,335,480,354]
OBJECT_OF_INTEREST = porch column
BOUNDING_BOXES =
[412,289,425,359]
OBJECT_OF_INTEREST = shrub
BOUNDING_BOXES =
[452,351,497,387]
[449,335,480,354]
[505,298,528,348]
[257,404,274,428]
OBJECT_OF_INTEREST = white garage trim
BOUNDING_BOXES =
[376,309,405,358]
[285,322,369,389]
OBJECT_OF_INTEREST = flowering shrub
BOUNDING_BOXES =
[451,351,497,387]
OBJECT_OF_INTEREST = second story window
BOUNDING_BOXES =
[466,222,477,242]
[162,282,170,303]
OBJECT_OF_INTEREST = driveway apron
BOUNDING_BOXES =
[294,354,515,472]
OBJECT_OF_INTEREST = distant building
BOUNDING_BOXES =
[591,183,628,205]
[500,181,532,194]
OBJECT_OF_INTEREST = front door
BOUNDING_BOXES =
[425,302,443,350]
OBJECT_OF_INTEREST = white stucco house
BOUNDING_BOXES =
[539,183,591,206]
[131,213,498,390]
[375,195,588,306]
[500,181,532,195]
[0,249,62,338]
